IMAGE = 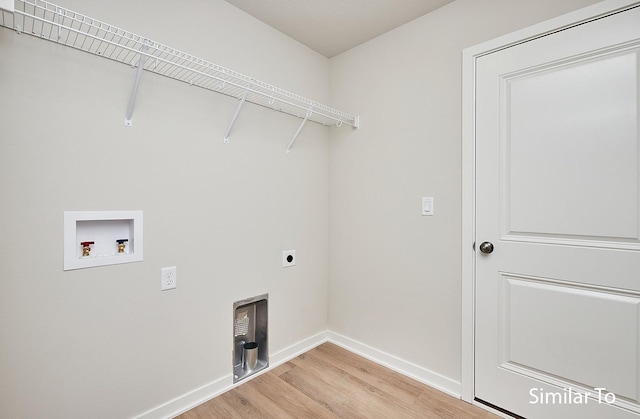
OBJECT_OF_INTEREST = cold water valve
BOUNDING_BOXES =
[116,239,128,254]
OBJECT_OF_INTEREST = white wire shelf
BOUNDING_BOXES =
[0,0,359,149]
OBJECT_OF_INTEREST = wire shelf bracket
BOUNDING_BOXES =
[0,0,360,152]
[224,87,249,143]
[124,39,149,127]
[286,106,314,154]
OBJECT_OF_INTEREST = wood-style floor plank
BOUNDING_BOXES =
[313,343,426,403]
[177,343,497,419]
[286,351,424,418]
[246,373,335,419]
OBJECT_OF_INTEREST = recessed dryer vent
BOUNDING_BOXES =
[233,294,268,383]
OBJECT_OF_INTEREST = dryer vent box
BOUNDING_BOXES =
[233,294,268,383]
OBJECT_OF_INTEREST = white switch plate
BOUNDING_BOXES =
[161,266,176,290]
[422,197,434,216]
[282,250,296,267]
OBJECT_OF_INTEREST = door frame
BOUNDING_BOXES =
[461,0,640,405]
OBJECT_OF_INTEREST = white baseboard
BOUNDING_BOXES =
[135,331,328,419]
[136,373,233,419]
[136,330,461,418]
[268,330,329,368]
[326,331,462,398]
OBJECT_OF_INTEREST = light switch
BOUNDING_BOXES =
[422,197,434,216]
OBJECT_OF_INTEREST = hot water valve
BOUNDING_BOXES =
[80,241,94,257]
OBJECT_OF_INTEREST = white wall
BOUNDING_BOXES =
[1,0,609,417]
[0,1,330,417]
[328,0,600,392]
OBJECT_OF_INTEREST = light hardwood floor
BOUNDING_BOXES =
[177,342,498,418]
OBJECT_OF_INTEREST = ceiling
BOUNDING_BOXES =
[224,0,455,58]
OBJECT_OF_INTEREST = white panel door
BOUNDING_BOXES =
[475,5,640,419]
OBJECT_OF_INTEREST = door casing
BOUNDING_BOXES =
[461,0,640,406]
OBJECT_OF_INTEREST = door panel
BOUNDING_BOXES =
[504,52,639,242]
[503,275,639,401]
[475,5,640,418]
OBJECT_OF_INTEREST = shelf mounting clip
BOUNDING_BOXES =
[124,39,150,127]
[286,105,314,154]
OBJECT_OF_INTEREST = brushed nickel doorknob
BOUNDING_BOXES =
[479,241,494,254]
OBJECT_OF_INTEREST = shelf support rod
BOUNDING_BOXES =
[223,88,249,143]
[286,106,314,154]
[124,40,150,127]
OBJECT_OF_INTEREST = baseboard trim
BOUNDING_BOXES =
[327,331,462,398]
[268,330,329,369]
[136,330,461,418]
[136,373,232,419]
[135,331,328,419]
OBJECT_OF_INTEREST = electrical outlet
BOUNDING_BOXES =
[161,266,176,290]
[282,250,296,267]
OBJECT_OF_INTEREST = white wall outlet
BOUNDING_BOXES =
[161,266,176,290]
[282,250,296,267]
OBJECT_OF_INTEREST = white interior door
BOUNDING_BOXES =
[475,5,640,418]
